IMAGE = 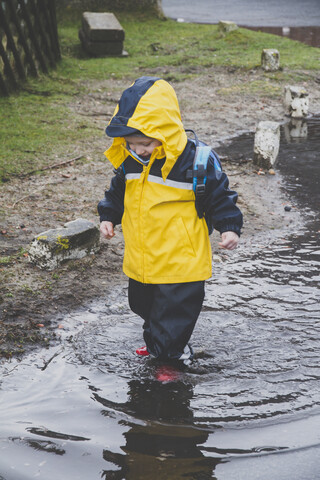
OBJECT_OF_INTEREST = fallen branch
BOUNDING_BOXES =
[23,155,84,176]
[11,189,46,208]
[9,155,85,179]
[10,180,63,208]
[77,111,113,116]
[227,171,247,176]
[40,348,63,371]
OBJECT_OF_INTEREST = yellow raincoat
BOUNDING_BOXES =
[102,77,213,283]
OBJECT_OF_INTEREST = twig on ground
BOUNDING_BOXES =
[77,111,113,116]
[23,155,84,176]
[11,190,43,208]
[10,180,63,208]
[40,348,64,371]
[227,171,246,176]
[9,155,85,179]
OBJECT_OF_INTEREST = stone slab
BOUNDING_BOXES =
[253,121,280,169]
[28,218,100,270]
[82,12,125,42]
[261,48,280,72]
[218,20,238,33]
[79,29,127,56]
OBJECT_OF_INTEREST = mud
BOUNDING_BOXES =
[1,66,320,358]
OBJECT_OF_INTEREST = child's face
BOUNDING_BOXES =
[124,135,161,159]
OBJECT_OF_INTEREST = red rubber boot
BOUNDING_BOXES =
[155,365,180,382]
[136,346,150,356]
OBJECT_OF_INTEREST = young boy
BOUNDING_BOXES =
[98,76,242,366]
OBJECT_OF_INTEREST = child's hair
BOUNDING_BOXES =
[123,131,147,138]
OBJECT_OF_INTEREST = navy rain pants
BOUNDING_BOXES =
[128,279,205,361]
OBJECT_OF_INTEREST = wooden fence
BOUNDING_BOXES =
[0,0,60,96]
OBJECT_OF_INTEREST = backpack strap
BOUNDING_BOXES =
[185,129,214,219]
[113,163,126,180]
[192,144,212,219]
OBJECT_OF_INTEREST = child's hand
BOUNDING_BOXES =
[218,231,239,250]
[100,221,115,239]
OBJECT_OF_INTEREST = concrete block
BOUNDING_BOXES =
[284,86,309,118]
[82,12,125,42]
[261,49,280,71]
[253,121,280,169]
[218,20,238,33]
[28,218,100,270]
[79,12,127,57]
[79,29,127,56]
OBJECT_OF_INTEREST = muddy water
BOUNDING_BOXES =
[1,117,320,479]
[244,26,320,48]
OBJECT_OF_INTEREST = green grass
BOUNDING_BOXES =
[57,11,319,77]
[0,94,96,178]
[0,10,319,181]
[59,12,319,75]
[0,256,12,265]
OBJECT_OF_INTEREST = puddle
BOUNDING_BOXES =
[243,26,320,48]
[0,117,320,479]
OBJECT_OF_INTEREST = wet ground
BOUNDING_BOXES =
[162,0,320,47]
[244,26,320,48]
[0,117,319,479]
[162,0,320,27]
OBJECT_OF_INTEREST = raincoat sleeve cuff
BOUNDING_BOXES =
[99,211,122,226]
[218,223,242,237]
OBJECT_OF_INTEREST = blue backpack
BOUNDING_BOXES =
[186,130,222,232]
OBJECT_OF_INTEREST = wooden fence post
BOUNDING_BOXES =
[0,0,61,95]
[7,0,38,76]
[18,0,49,74]
[48,0,61,60]
[41,0,60,61]
[28,0,55,68]
[0,70,9,96]
[0,32,19,88]
[0,2,26,80]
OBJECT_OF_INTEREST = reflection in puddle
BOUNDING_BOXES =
[0,117,319,479]
[283,118,308,139]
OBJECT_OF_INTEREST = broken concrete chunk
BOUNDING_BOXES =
[284,86,309,118]
[253,121,280,169]
[218,20,238,33]
[28,218,100,270]
[261,49,280,71]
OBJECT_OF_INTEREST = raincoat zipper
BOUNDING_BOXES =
[139,165,147,283]
[138,157,156,283]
